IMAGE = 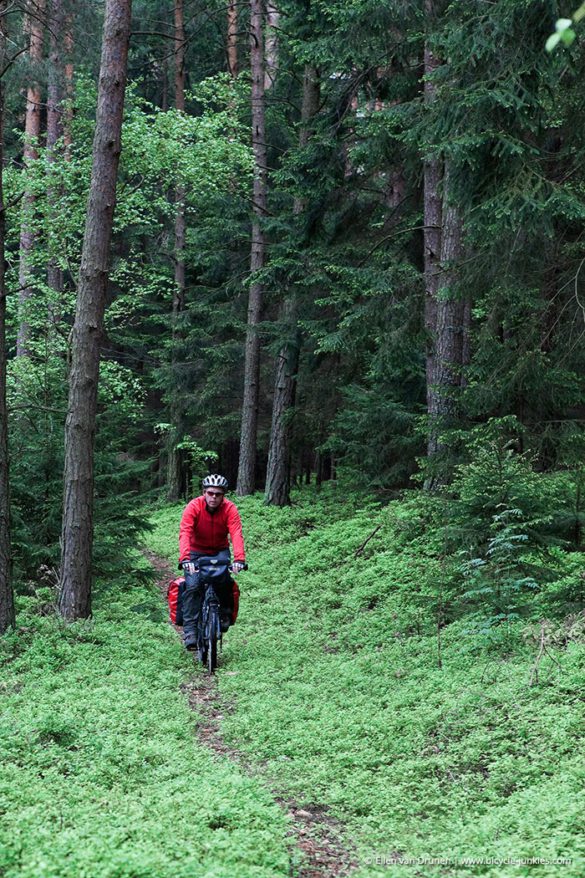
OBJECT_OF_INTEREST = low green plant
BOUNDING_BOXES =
[148,488,585,877]
[0,563,291,878]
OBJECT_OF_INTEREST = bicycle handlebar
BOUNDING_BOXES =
[178,561,249,572]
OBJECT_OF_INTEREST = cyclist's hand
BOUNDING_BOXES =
[181,561,197,576]
[231,561,245,575]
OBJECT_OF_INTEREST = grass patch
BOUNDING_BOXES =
[150,487,585,877]
[0,560,290,878]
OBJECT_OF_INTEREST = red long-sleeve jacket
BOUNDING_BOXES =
[179,496,246,563]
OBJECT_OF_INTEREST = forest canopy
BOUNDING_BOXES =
[0,0,585,625]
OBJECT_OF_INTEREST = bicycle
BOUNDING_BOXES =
[196,561,247,674]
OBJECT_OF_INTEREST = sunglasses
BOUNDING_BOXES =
[205,490,225,497]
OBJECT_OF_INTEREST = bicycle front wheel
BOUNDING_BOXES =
[206,609,219,673]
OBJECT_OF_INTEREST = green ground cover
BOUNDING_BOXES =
[2,487,583,878]
[150,488,585,878]
[0,570,290,878]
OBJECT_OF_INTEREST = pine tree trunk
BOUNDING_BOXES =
[167,0,186,502]
[174,0,185,114]
[0,9,14,634]
[236,0,267,496]
[58,0,132,620]
[227,0,238,77]
[426,163,464,481]
[423,17,443,461]
[423,4,466,485]
[17,0,46,357]
[63,16,74,156]
[264,295,300,505]
[434,167,464,407]
[265,64,319,506]
[47,0,64,298]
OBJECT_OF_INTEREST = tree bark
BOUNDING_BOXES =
[58,0,132,620]
[167,0,186,502]
[227,0,238,77]
[423,15,442,460]
[264,295,300,505]
[0,7,14,634]
[423,3,466,483]
[17,0,47,357]
[426,163,465,476]
[47,0,65,297]
[63,14,74,156]
[264,1,279,91]
[236,0,267,496]
[265,64,319,506]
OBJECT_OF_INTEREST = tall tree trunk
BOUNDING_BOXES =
[63,15,74,156]
[264,295,300,505]
[227,0,238,77]
[167,0,186,502]
[174,0,185,113]
[423,9,443,462]
[58,0,132,620]
[0,7,14,634]
[236,0,267,496]
[435,165,464,406]
[423,3,466,484]
[265,64,319,506]
[17,0,46,357]
[264,1,279,90]
[426,163,465,481]
[46,0,64,298]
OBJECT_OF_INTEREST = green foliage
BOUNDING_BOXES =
[6,354,150,579]
[0,567,291,878]
[449,420,555,550]
[148,493,585,877]
[460,506,540,623]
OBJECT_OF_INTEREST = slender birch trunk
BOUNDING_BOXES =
[236,0,267,496]
[58,0,132,620]
[17,0,46,357]
[0,6,14,634]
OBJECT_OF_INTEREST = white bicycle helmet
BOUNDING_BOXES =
[202,474,229,490]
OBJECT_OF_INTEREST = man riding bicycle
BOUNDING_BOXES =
[179,474,246,651]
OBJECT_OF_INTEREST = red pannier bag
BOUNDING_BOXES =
[167,576,185,626]
[167,577,240,626]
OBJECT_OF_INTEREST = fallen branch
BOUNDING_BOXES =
[354,524,382,558]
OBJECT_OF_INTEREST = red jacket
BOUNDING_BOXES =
[179,496,245,563]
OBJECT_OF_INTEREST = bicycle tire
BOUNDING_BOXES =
[206,608,219,673]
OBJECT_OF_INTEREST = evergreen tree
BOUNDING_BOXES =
[59,0,133,620]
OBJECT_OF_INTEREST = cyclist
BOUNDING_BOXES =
[178,474,246,651]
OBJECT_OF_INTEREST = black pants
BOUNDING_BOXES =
[182,554,234,635]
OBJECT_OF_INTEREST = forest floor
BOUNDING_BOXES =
[1,488,583,878]
[147,491,585,878]
[144,548,356,878]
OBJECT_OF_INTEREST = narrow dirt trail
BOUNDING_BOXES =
[145,550,358,878]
